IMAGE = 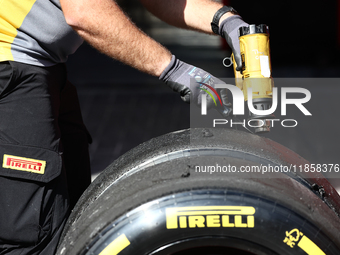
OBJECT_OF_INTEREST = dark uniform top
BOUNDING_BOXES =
[0,1,91,254]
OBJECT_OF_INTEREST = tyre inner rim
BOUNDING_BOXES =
[148,236,277,255]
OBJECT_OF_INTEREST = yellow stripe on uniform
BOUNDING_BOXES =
[298,236,326,255]
[0,0,36,61]
[99,234,130,255]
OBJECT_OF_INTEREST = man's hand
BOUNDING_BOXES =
[139,0,248,71]
[160,55,231,114]
[219,15,249,71]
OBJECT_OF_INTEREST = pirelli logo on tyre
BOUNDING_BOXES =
[2,154,46,174]
[166,206,255,229]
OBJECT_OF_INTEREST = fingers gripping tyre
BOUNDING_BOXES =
[57,128,340,255]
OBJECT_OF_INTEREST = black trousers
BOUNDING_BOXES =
[0,61,91,254]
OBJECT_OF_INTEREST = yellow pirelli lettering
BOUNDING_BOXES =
[166,206,256,229]
[206,215,220,227]
[188,215,205,228]
[3,154,46,174]
[179,216,187,228]
[235,215,247,228]
[99,234,130,255]
[247,215,255,228]
[222,215,234,227]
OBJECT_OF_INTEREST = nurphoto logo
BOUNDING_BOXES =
[199,83,312,129]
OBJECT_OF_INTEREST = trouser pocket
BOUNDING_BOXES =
[0,143,63,245]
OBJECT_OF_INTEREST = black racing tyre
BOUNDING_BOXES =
[56,128,340,255]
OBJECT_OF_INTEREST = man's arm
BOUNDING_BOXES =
[60,0,172,77]
[139,0,234,34]
[61,0,247,107]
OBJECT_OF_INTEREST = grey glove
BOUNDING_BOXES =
[219,15,249,71]
[159,55,231,115]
